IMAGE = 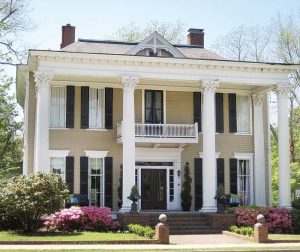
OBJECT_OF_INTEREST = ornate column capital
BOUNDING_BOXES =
[34,71,53,91]
[275,83,293,97]
[121,76,139,91]
[201,79,219,93]
[252,94,265,106]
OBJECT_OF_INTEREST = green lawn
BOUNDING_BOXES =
[0,231,145,241]
[269,234,300,240]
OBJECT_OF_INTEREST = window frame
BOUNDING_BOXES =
[49,150,70,180]
[50,86,67,128]
[88,87,105,129]
[235,94,252,135]
[233,152,254,206]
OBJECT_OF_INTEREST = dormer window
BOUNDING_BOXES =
[147,49,160,57]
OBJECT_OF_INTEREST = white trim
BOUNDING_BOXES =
[199,152,221,158]
[233,152,254,160]
[85,151,109,158]
[141,89,145,123]
[163,90,167,124]
[127,31,186,58]
[136,148,183,162]
[49,150,70,157]
[86,129,108,132]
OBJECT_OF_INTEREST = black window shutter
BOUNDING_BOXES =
[230,158,238,194]
[65,156,74,194]
[66,86,75,128]
[80,156,89,195]
[217,158,225,188]
[105,88,113,129]
[215,93,224,133]
[81,86,89,129]
[228,93,237,133]
[193,92,202,132]
[105,157,113,209]
[194,158,203,210]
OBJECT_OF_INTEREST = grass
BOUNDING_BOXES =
[0,231,145,241]
[269,234,300,240]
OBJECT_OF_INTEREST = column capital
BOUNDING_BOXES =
[201,79,219,93]
[34,71,53,91]
[121,76,139,91]
[252,94,265,106]
[275,83,293,97]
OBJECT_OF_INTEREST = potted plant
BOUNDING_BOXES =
[214,184,229,213]
[180,162,192,211]
[127,185,141,213]
[117,165,123,209]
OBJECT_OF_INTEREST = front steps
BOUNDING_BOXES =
[164,213,222,235]
[118,212,234,235]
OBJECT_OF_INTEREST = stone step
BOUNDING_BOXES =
[170,229,222,235]
[168,221,209,226]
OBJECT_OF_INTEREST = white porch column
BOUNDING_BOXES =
[252,94,266,207]
[276,84,292,208]
[120,76,138,212]
[200,79,219,213]
[23,74,30,175]
[33,72,52,173]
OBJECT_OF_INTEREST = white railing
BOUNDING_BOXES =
[117,122,198,139]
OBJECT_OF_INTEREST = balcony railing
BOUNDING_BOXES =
[117,122,198,143]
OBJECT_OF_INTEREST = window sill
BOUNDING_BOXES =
[234,132,253,136]
[86,128,108,132]
[49,128,70,130]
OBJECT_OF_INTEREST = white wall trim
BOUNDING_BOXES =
[85,151,109,158]
[199,152,221,158]
[136,147,183,162]
[49,150,70,157]
[233,152,254,159]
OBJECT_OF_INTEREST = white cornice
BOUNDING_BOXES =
[26,50,299,85]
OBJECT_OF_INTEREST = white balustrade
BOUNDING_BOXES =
[117,122,198,139]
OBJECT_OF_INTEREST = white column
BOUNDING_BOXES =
[23,74,30,175]
[252,94,266,207]
[276,84,292,208]
[33,72,52,174]
[120,76,138,212]
[200,79,219,213]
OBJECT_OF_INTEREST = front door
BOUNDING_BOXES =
[141,169,167,210]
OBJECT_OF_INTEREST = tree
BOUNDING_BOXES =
[0,0,32,65]
[0,74,22,178]
[111,20,186,44]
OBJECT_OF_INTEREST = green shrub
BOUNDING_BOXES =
[0,173,69,232]
[292,198,300,209]
[127,224,155,238]
[291,209,300,234]
[229,225,253,236]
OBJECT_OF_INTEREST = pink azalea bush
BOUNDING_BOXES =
[44,206,120,232]
[235,207,292,233]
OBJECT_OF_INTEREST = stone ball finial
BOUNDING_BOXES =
[159,214,167,223]
[257,214,265,224]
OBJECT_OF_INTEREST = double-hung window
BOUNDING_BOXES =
[50,87,66,128]
[89,157,105,207]
[89,88,105,129]
[237,160,251,206]
[236,95,250,133]
[50,157,66,179]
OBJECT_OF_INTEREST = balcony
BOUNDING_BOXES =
[117,122,198,144]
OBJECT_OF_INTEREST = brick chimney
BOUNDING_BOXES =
[60,24,75,49]
[187,28,204,47]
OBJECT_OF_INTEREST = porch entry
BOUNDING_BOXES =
[141,169,167,210]
[136,161,174,210]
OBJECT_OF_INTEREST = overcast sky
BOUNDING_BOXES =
[23,0,299,50]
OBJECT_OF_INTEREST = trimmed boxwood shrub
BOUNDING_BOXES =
[229,225,254,236]
[127,224,155,239]
[0,173,69,232]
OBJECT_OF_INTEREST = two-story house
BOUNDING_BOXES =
[16,24,298,212]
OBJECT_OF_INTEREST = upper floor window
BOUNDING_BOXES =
[145,90,163,124]
[229,93,251,134]
[236,95,250,133]
[89,88,105,129]
[50,87,66,128]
